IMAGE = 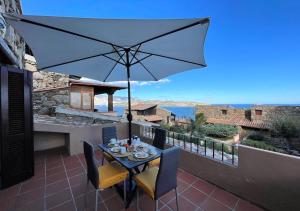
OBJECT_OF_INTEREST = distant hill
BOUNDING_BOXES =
[94,95,204,107]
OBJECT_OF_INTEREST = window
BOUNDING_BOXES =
[255,110,262,115]
[70,85,93,110]
[221,110,227,115]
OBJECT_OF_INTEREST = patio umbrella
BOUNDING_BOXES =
[3,13,210,144]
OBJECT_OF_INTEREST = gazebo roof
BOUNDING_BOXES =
[69,79,126,95]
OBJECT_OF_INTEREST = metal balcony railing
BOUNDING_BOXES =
[141,126,239,166]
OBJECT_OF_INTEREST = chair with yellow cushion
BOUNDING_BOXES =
[135,147,180,211]
[83,141,128,211]
[148,128,166,168]
[101,126,117,165]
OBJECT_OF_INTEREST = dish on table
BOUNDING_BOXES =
[134,152,149,159]
[111,146,120,153]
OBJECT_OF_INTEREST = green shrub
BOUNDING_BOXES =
[199,124,238,138]
[241,139,285,153]
[269,113,300,138]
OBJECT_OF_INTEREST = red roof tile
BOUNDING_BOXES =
[131,104,157,111]
[144,115,163,122]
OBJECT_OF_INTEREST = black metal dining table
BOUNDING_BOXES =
[98,142,162,208]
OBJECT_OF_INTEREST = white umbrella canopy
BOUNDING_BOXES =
[3,13,210,142]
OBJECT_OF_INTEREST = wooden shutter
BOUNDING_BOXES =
[0,66,33,189]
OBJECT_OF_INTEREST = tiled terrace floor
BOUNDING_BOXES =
[0,148,263,211]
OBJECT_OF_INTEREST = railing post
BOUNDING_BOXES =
[197,138,199,154]
[173,132,175,146]
[151,127,154,139]
[204,139,207,156]
[190,135,192,152]
[232,145,234,165]
[212,141,215,158]
[221,143,224,162]
[183,135,186,149]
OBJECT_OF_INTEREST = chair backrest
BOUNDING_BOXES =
[155,147,180,199]
[153,128,166,150]
[83,141,99,189]
[102,126,117,145]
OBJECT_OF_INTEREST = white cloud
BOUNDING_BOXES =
[79,77,170,87]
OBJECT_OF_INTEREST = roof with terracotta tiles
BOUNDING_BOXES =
[206,117,271,129]
[144,115,163,122]
[131,104,157,111]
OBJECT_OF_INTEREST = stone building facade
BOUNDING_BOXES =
[0,0,25,67]
[196,105,300,131]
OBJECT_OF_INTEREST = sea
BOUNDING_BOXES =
[96,104,300,120]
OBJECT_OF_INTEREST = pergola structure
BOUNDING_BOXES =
[69,79,126,112]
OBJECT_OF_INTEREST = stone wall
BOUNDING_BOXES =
[196,105,246,120]
[33,71,69,90]
[32,71,70,115]
[33,88,70,115]
[251,105,300,121]
[0,0,25,67]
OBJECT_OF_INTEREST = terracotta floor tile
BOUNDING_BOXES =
[75,191,102,211]
[193,179,216,195]
[105,194,126,211]
[0,196,16,211]
[15,187,44,207]
[235,199,264,211]
[67,166,85,178]
[160,190,176,204]
[46,188,72,209]
[46,160,63,170]
[71,182,94,199]
[177,179,190,194]
[46,171,67,185]
[64,161,82,170]
[99,187,118,201]
[201,197,231,211]
[19,177,45,194]
[46,179,69,196]
[14,197,44,211]
[211,188,239,208]
[178,171,199,184]
[181,186,208,207]
[46,165,65,177]
[136,195,164,211]
[167,195,198,211]
[69,174,87,187]
[49,200,76,211]
[0,184,20,202]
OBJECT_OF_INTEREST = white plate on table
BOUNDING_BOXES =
[134,152,149,159]
[111,146,120,153]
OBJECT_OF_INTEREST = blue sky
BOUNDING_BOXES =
[22,0,300,104]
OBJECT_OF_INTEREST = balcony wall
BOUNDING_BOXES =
[34,121,128,155]
[133,124,300,211]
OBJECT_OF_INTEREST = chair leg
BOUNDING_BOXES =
[95,189,99,211]
[136,187,139,211]
[155,200,158,211]
[101,157,104,165]
[175,188,179,211]
[123,180,127,205]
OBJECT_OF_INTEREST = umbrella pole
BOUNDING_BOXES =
[125,49,132,145]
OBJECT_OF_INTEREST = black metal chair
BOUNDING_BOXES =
[149,128,166,167]
[83,141,128,211]
[101,126,117,165]
[135,147,180,211]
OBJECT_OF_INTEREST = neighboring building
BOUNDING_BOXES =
[32,71,126,116]
[125,104,175,124]
[196,105,300,131]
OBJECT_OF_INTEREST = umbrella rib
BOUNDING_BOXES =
[130,54,152,66]
[16,17,124,49]
[129,44,142,64]
[129,51,158,81]
[137,50,206,67]
[102,54,126,66]
[130,18,209,48]
[38,50,118,70]
[103,52,126,82]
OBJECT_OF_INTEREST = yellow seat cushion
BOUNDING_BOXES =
[134,167,159,199]
[148,158,160,167]
[98,162,128,189]
[103,151,114,162]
